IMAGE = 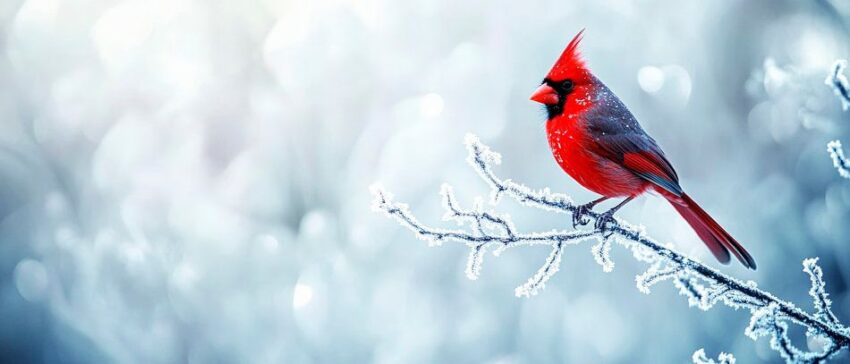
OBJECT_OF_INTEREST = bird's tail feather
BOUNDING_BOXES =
[668,193,756,270]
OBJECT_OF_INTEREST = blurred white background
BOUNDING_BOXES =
[1,0,850,363]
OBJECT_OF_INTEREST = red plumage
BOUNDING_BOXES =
[530,31,756,270]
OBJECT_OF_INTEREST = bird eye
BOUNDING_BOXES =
[561,80,574,91]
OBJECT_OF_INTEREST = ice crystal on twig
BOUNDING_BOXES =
[693,348,736,364]
[827,140,850,179]
[803,258,840,327]
[591,237,614,272]
[371,135,850,363]
[825,60,850,180]
[826,60,850,111]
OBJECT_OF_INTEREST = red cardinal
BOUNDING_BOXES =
[530,30,756,269]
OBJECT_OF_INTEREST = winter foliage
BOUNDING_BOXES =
[372,135,850,363]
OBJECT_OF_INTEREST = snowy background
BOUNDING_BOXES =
[1,0,850,363]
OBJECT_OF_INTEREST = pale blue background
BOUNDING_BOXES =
[1,0,849,363]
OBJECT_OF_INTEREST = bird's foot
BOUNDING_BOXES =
[572,204,593,228]
[594,211,617,235]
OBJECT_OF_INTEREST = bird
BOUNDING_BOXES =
[529,30,756,270]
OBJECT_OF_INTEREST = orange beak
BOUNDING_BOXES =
[530,84,559,105]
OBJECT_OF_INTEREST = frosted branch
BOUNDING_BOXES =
[825,60,850,180]
[827,140,850,179]
[826,60,850,111]
[803,258,840,327]
[693,348,736,364]
[371,134,850,363]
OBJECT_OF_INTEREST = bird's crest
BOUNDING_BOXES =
[546,29,588,81]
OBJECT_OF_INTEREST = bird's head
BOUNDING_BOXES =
[530,29,594,119]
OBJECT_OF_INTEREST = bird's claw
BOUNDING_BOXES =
[572,205,591,228]
[594,211,616,235]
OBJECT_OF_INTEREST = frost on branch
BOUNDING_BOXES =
[825,60,850,180]
[371,181,595,297]
[827,140,850,179]
[692,348,736,364]
[825,59,850,111]
[371,134,850,363]
[591,237,614,272]
[635,260,681,295]
[515,241,564,297]
[803,258,840,327]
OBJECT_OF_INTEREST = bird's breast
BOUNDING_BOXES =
[546,120,645,197]
[547,124,594,182]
